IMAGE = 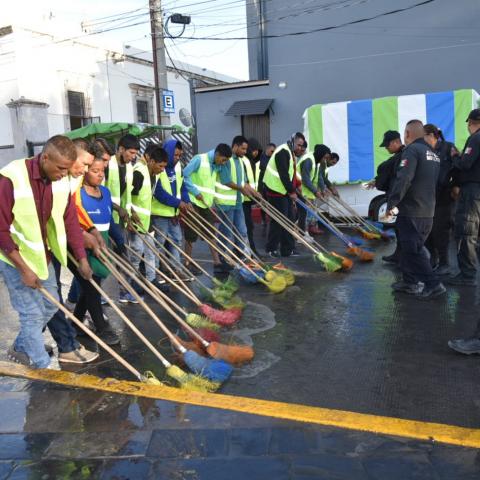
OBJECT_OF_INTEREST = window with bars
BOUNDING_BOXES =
[136,99,150,123]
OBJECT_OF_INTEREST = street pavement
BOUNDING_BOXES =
[0,226,480,479]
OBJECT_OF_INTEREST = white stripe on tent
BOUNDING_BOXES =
[397,94,426,138]
[322,102,349,183]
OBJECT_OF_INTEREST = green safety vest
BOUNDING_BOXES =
[297,153,318,200]
[0,159,70,280]
[263,143,294,195]
[215,156,244,206]
[188,153,216,208]
[241,156,257,203]
[151,162,183,218]
[131,160,153,231]
[105,156,133,223]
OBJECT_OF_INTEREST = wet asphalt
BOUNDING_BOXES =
[1,224,480,478]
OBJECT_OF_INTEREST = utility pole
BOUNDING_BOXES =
[149,0,170,126]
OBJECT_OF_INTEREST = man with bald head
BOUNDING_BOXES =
[386,119,444,299]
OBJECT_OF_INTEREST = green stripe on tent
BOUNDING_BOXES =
[372,96,398,172]
[307,105,323,146]
[454,89,474,150]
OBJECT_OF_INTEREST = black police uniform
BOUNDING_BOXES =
[453,128,480,280]
[425,140,459,268]
[387,138,440,288]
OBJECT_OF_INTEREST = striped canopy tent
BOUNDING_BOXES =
[303,89,479,185]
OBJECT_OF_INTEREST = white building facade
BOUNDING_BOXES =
[0,25,235,165]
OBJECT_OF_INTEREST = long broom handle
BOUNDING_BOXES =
[125,233,200,305]
[123,241,199,306]
[297,198,351,247]
[316,197,359,227]
[140,226,214,296]
[305,198,354,234]
[104,249,208,348]
[187,208,266,274]
[326,196,365,227]
[67,253,172,368]
[108,246,190,317]
[251,196,320,254]
[100,250,185,354]
[204,203,263,265]
[38,286,145,381]
[330,195,380,233]
[151,225,215,282]
[182,214,264,282]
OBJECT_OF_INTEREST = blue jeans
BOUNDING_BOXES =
[217,206,249,260]
[0,261,59,368]
[67,277,80,303]
[46,257,79,354]
[151,216,183,269]
[129,231,157,282]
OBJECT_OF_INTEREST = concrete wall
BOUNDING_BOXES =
[197,0,480,149]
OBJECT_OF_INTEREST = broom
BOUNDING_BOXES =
[105,250,254,366]
[251,195,347,272]
[330,195,389,241]
[66,254,220,391]
[151,224,239,295]
[122,239,242,327]
[110,246,223,337]
[142,224,244,309]
[100,249,234,383]
[38,286,161,385]
[298,199,375,262]
[182,213,287,293]
[191,205,296,286]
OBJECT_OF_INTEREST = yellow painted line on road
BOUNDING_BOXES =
[1,360,479,448]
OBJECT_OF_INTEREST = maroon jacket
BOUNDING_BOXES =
[0,155,86,262]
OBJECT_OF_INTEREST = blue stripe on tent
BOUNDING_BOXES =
[347,99,373,182]
[426,91,455,143]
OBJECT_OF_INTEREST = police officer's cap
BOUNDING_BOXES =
[379,130,401,147]
[466,109,480,122]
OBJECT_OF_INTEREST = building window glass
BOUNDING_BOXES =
[136,99,150,123]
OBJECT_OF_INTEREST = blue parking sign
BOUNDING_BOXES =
[162,90,175,114]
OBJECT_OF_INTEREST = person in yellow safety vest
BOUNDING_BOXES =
[127,145,168,302]
[104,134,141,302]
[320,151,340,197]
[243,137,262,256]
[0,135,92,369]
[297,144,332,237]
[264,132,306,258]
[45,138,100,365]
[216,136,258,266]
[183,143,232,273]
[150,139,194,278]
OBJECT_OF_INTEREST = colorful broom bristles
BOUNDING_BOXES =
[331,251,354,270]
[314,252,343,272]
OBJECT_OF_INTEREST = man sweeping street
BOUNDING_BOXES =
[264,133,305,257]
[386,120,445,299]
[0,135,92,369]
[183,143,232,273]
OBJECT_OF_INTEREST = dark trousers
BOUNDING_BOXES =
[455,183,480,280]
[265,195,295,256]
[46,258,79,354]
[68,259,108,334]
[397,216,439,289]
[242,202,257,253]
[425,199,455,266]
[297,205,307,232]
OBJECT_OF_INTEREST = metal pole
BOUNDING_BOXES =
[188,78,198,154]
[149,0,170,127]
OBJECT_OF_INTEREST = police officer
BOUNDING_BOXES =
[368,130,404,264]
[386,119,445,298]
[446,109,480,287]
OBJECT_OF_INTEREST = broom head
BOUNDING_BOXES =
[174,334,207,357]
[199,303,242,326]
[185,313,221,331]
[330,251,353,270]
[238,266,261,284]
[183,350,233,383]
[213,294,246,310]
[143,371,163,385]
[347,246,374,262]
[193,327,221,343]
[166,364,220,392]
[206,341,255,365]
[265,274,287,293]
[314,252,343,272]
